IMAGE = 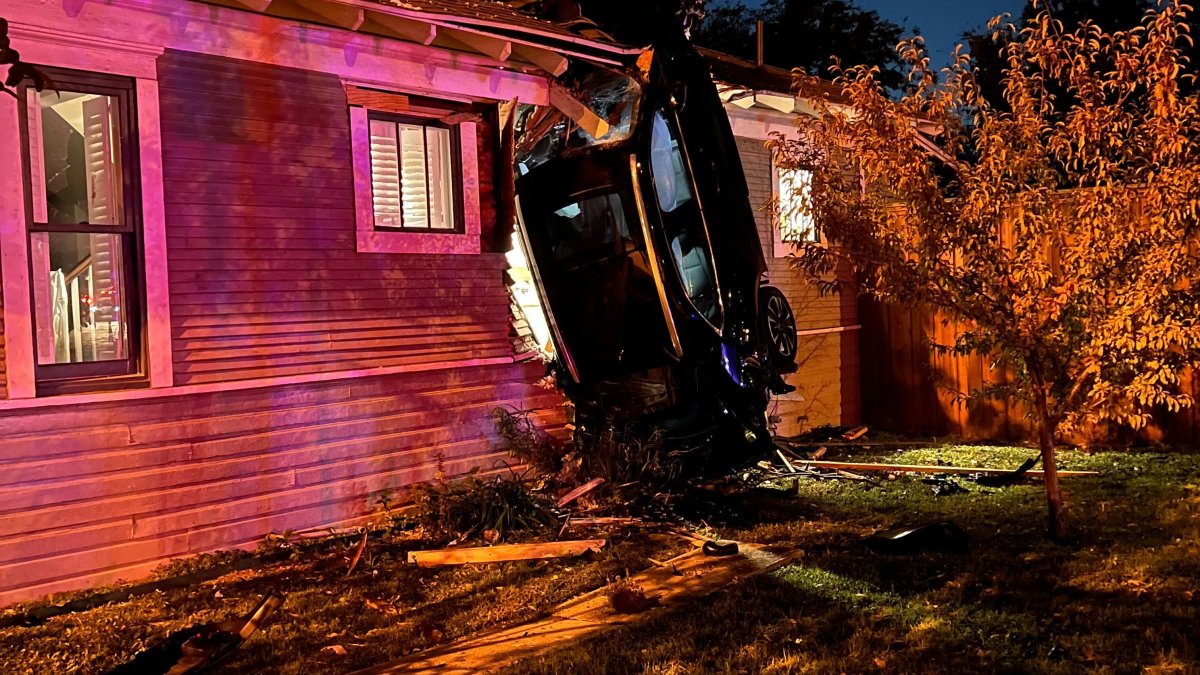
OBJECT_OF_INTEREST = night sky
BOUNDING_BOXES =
[746,0,1031,68]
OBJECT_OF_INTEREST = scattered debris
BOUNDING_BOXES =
[973,458,1038,487]
[563,516,644,529]
[864,521,968,554]
[923,475,969,496]
[776,448,798,473]
[607,580,659,614]
[702,540,740,556]
[842,425,869,441]
[105,593,284,674]
[346,528,368,577]
[406,540,606,567]
[811,446,828,460]
[321,645,349,657]
[556,477,606,508]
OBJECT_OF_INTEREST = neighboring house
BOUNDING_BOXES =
[0,0,636,606]
[703,48,862,436]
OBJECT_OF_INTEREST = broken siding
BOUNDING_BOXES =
[734,136,860,432]
[0,361,563,606]
[158,50,511,386]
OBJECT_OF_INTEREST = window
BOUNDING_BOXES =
[347,87,482,255]
[368,114,461,232]
[649,110,721,326]
[20,68,144,393]
[777,167,820,247]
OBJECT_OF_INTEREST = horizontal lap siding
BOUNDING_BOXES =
[157,50,509,385]
[736,136,860,432]
[0,361,565,606]
[0,279,5,398]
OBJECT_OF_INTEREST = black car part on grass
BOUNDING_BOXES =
[864,521,969,555]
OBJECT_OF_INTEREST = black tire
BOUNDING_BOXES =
[759,285,797,367]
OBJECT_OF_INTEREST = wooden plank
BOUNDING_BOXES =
[407,540,606,567]
[556,478,605,508]
[795,460,1099,477]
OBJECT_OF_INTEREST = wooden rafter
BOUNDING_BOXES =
[294,0,364,30]
[512,43,569,76]
[441,26,512,62]
[364,11,437,45]
[549,81,610,140]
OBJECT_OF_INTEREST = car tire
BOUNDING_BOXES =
[760,285,797,368]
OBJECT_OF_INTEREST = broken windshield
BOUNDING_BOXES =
[515,67,642,172]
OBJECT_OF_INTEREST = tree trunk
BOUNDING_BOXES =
[1033,389,1067,540]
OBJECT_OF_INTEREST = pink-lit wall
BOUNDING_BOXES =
[0,4,564,606]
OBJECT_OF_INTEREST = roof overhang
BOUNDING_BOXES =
[198,0,644,76]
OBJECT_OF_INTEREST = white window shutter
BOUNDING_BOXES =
[369,119,403,228]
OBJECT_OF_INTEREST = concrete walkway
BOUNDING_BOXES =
[353,542,801,674]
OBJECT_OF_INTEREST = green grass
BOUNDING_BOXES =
[1,445,1197,674]
[507,445,1200,674]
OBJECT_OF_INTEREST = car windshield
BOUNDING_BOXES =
[515,67,641,172]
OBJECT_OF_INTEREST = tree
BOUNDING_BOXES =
[692,0,909,90]
[777,0,1200,538]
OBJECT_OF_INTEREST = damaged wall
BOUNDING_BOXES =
[734,137,860,434]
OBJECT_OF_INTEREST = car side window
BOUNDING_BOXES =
[650,112,694,213]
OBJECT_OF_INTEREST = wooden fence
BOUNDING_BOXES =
[858,298,1200,446]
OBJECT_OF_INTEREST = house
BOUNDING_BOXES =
[703,48,862,436]
[0,0,637,606]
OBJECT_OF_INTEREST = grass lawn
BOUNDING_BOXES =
[1,444,1196,674]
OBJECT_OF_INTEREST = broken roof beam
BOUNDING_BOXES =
[363,11,437,45]
[512,43,569,77]
[549,81,610,140]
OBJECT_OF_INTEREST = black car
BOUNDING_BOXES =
[511,1,798,450]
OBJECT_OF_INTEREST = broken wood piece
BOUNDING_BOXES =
[564,517,643,528]
[557,477,605,508]
[776,448,797,473]
[346,529,368,577]
[776,439,931,448]
[548,82,610,140]
[406,540,606,567]
[812,446,828,460]
[842,425,869,441]
[798,460,1099,477]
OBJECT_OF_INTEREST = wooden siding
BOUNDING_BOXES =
[158,50,510,386]
[0,361,563,606]
[735,136,860,433]
[0,275,6,398]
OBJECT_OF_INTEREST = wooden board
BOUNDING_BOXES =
[406,540,606,567]
[795,460,1099,477]
[357,543,801,674]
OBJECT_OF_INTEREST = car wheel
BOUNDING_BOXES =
[760,286,797,367]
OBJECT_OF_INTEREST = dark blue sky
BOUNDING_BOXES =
[855,0,1025,65]
[745,0,1030,67]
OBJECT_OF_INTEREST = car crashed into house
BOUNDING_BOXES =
[508,1,799,451]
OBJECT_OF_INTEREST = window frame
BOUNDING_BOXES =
[17,67,148,395]
[347,84,483,256]
[365,110,465,234]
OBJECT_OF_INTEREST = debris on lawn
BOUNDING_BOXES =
[923,475,970,496]
[321,645,349,657]
[607,580,659,614]
[406,540,606,567]
[346,528,369,577]
[973,458,1038,487]
[702,540,740,557]
[842,425,870,441]
[864,521,969,555]
[105,593,284,675]
[556,477,606,508]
